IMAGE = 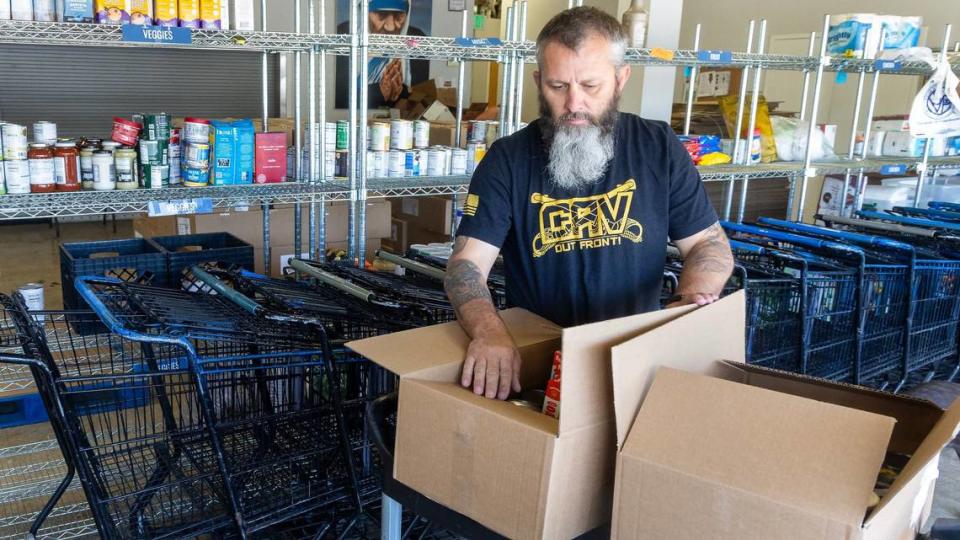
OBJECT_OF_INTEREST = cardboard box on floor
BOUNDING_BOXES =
[346,292,747,539]
[609,310,960,539]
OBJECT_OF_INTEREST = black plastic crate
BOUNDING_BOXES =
[149,232,255,285]
[60,238,168,310]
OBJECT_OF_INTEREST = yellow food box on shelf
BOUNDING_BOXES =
[154,0,178,26]
[200,0,221,29]
[95,0,128,24]
[128,0,152,25]
[178,0,200,28]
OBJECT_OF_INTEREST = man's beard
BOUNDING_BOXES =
[539,92,619,191]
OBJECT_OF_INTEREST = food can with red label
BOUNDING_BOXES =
[542,350,561,419]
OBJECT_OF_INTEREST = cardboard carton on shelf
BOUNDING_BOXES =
[609,304,960,539]
[347,291,747,539]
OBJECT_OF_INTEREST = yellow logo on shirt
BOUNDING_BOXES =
[530,180,643,257]
[463,194,480,217]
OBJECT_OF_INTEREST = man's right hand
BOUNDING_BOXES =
[461,331,522,400]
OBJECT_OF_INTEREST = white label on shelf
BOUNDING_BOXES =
[148,198,213,217]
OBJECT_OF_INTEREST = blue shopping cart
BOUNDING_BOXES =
[723,223,864,383]
[760,218,960,391]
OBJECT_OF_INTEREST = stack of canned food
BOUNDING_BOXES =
[0,115,182,194]
[297,118,499,182]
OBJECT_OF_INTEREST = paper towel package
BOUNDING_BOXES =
[828,14,881,58]
[881,16,922,50]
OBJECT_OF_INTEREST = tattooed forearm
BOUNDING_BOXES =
[676,222,734,297]
[684,223,734,274]
[444,258,494,312]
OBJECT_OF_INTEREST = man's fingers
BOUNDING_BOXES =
[485,360,500,399]
[473,357,487,395]
[496,358,512,400]
[461,355,476,388]
[511,353,522,393]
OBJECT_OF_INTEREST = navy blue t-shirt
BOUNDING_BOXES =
[455,113,718,328]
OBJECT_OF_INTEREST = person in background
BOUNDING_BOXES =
[335,0,430,109]
[444,7,734,400]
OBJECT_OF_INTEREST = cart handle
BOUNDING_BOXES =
[758,217,913,252]
[375,250,446,281]
[892,206,960,222]
[188,266,263,316]
[729,239,765,254]
[721,221,862,255]
[817,214,940,238]
[288,259,376,303]
[858,210,960,232]
[929,200,960,212]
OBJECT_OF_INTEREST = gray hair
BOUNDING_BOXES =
[535,6,628,69]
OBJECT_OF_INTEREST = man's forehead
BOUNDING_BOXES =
[540,36,616,68]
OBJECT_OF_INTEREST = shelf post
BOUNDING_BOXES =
[796,15,831,222]
[357,0,370,267]
[853,71,880,213]
[497,6,515,142]
[294,0,303,258]
[512,1,528,133]
[317,0,327,258]
[682,24,701,136]
[839,24,874,218]
[723,20,755,221]
[736,18,767,224]
[308,0,318,258]
[453,8,470,242]
[347,0,360,262]
[787,31,817,220]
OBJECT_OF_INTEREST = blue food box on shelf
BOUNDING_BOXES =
[58,0,95,23]
[210,119,255,185]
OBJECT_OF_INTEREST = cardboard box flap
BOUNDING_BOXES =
[556,302,701,434]
[626,367,895,528]
[346,308,560,379]
[726,362,944,454]
[866,398,960,524]
[610,291,746,449]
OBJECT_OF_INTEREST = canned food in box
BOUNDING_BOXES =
[542,350,561,418]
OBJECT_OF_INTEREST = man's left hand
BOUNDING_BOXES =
[666,292,719,308]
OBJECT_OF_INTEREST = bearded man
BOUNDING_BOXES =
[444,7,734,400]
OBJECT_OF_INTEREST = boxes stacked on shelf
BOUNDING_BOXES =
[0,0,255,30]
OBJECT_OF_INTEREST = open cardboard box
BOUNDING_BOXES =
[610,309,960,539]
[347,291,747,539]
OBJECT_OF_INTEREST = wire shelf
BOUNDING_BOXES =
[0,20,319,51]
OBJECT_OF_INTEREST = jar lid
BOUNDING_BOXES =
[184,117,211,125]
[29,143,50,149]
[55,141,77,148]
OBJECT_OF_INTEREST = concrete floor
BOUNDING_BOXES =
[0,219,957,537]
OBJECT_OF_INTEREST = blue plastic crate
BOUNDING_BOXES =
[149,232,255,283]
[0,393,48,429]
[59,238,168,311]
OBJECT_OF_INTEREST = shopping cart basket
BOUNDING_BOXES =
[397,248,510,309]
[761,218,960,390]
[889,206,960,223]
[3,276,367,539]
[722,222,865,383]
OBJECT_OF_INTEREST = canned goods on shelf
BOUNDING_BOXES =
[32,121,57,145]
[183,165,210,187]
[426,147,446,176]
[143,164,170,189]
[390,119,413,150]
[139,139,169,165]
[336,120,350,151]
[80,148,96,189]
[54,141,81,192]
[115,148,138,188]
[111,117,142,147]
[2,124,28,161]
[17,283,45,322]
[387,150,405,178]
[368,122,390,152]
[4,160,31,194]
[467,120,488,144]
[183,118,211,144]
[183,142,210,168]
[144,113,172,141]
[451,148,468,176]
[413,120,430,149]
[334,150,349,178]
